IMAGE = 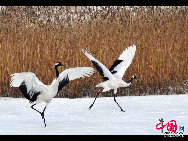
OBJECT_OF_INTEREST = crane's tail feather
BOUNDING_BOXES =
[95,82,111,92]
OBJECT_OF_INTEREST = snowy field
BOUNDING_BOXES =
[0,94,188,135]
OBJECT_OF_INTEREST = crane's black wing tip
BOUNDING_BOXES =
[109,60,123,74]
[91,60,109,81]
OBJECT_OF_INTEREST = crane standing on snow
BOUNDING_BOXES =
[10,62,94,127]
[82,45,138,112]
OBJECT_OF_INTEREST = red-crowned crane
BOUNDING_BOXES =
[10,62,94,127]
[82,45,138,112]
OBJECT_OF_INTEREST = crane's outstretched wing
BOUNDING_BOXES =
[82,49,115,81]
[109,45,136,79]
[51,67,95,94]
[10,72,47,103]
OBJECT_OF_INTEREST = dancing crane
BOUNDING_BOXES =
[10,62,94,127]
[82,45,138,112]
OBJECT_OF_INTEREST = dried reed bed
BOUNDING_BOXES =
[0,6,187,98]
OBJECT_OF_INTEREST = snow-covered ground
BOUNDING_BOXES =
[0,94,187,135]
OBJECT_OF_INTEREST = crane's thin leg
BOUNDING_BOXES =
[113,94,125,112]
[89,92,99,110]
[89,88,100,110]
[41,107,46,128]
[31,104,47,127]
[31,103,41,114]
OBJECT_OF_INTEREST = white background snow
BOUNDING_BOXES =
[0,94,187,135]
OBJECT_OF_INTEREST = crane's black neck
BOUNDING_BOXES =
[55,66,59,78]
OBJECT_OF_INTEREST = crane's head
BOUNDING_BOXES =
[54,62,67,78]
[55,62,67,67]
[132,75,137,79]
[130,75,139,83]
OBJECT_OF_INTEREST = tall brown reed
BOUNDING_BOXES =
[0,6,187,98]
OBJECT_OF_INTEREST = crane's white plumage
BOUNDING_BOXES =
[82,45,137,112]
[10,72,46,94]
[51,67,94,85]
[110,44,136,79]
[10,67,94,103]
[10,63,94,127]
[82,45,137,90]
[81,50,116,81]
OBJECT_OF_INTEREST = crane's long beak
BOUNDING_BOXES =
[61,64,68,68]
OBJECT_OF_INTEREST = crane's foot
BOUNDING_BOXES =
[88,104,94,110]
[120,109,125,112]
